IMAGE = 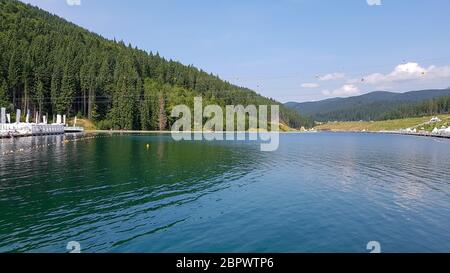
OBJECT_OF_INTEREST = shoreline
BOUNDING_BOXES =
[314,129,450,139]
[85,130,311,134]
[86,129,450,138]
[2,129,449,140]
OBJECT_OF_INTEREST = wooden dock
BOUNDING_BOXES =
[1,108,83,139]
[0,123,66,138]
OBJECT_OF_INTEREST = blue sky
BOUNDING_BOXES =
[19,0,450,102]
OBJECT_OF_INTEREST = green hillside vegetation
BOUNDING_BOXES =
[285,90,450,122]
[0,0,310,130]
[315,114,450,132]
[307,95,450,132]
[381,96,450,120]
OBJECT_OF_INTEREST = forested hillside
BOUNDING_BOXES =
[0,0,309,130]
[285,89,450,122]
[381,96,450,120]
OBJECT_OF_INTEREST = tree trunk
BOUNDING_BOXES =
[158,95,167,131]
[88,87,93,120]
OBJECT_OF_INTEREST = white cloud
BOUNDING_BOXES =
[362,62,450,85]
[301,83,319,88]
[317,73,346,81]
[322,84,361,97]
[424,65,450,78]
[66,0,81,6]
[367,0,382,6]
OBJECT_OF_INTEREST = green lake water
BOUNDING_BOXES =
[0,133,449,252]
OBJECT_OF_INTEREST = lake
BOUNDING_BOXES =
[0,133,449,253]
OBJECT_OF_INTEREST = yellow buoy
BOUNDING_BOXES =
[146,144,150,150]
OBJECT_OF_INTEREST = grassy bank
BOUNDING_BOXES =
[74,119,296,132]
[68,118,97,131]
[315,114,450,132]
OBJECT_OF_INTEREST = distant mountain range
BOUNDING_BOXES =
[285,88,450,122]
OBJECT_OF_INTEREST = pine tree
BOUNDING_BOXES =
[35,80,45,114]
[87,63,97,120]
[7,50,21,107]
[50,68,61,114]
[158,92,167,131]
[80,62,89,116]
[0,79,9,108]
[58,63,76,114]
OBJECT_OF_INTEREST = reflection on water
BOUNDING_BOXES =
[0,133,449,252]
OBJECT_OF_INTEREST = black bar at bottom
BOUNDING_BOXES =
[0,253,447,272]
